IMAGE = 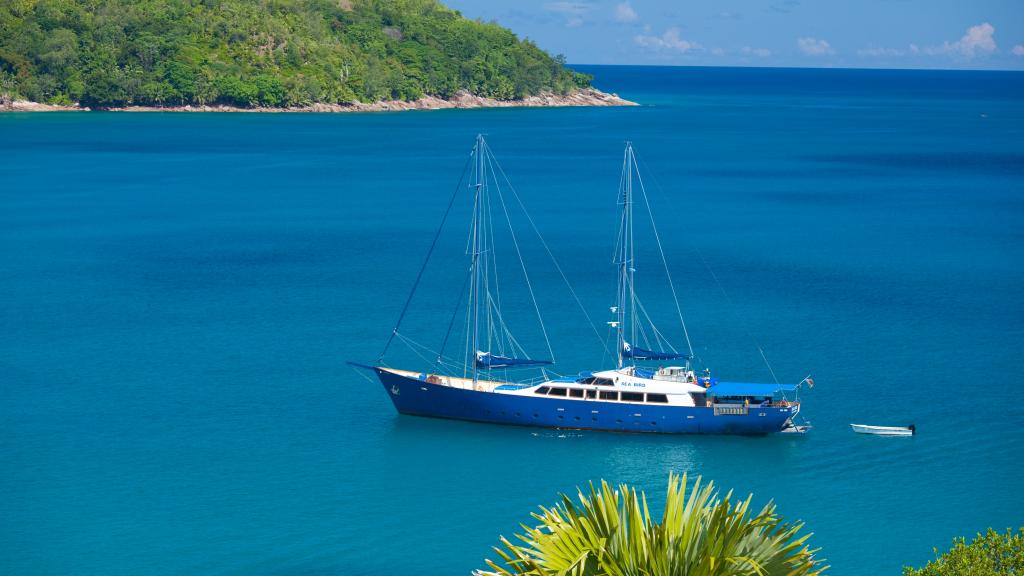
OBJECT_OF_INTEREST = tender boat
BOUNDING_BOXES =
[352,136,813,435]
[851,424,916,436]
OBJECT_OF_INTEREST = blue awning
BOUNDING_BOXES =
[707,381,797,397]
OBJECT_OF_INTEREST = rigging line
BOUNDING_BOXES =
[634,153,780,384]
[403,338,465,375]
[349,364,379,386]
[398,324,470,375]
[624,270,665,350]
[486,143,610,357]
[396,332,441,367]
[483,142,555,363]
[464,157,481,378]
[630,286,680,354]
[437,263,473,365]
[630,146,695,359]
[615,143,631,368]
[483,175,495,355]
[378,148,474,363]
[695,248,781,385]
[398,331,461,363]
[601,325,613,368]
[625,143,640,362]
[484,291,530,359]
[484,171,505,356]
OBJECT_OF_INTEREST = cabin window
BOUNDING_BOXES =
[691,392,706,405]
[599,391,618,401]
[549,388,568,397]
[646,393,669,404]
[535,386,550,395]
[621,392,644,402]
[577,376,615,386]
[585,389,598,399]
[569,388,584,398]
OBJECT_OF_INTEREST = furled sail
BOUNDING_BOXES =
[475,351,552,369]
[622,341,688,361]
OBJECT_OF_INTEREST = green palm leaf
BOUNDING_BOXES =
[478,473,827,576]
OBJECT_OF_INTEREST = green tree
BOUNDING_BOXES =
[38,28,78,73]
[903,528,1024,576]
[0,0,592,108]
[163,61,196,103]
[479,473,826,576]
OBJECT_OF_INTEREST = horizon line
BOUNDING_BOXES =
[567,62,1024,73]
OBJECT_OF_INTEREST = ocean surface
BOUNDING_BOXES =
[2,66,1023,575]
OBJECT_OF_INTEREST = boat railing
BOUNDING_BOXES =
[713,404,749,416]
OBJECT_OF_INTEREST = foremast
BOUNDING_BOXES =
[614,143,635,369]
[610,142,693,371]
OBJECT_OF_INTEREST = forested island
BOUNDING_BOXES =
[0,0,632,111]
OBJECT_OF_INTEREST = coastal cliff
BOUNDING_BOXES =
[0,0,628,111]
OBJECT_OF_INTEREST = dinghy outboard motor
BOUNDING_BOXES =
[908,424,916,435]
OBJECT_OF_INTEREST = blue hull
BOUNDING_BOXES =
[375,369,795,435]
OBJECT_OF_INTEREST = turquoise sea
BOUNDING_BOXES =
[2,66,1023,575]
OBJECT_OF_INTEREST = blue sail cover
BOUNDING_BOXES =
[475,352,552,369]
[622,342,688,361]
[707,382,797,397]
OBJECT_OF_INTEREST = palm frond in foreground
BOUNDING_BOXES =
[478,473,827,576]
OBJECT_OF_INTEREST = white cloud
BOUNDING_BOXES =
[926,23,996,58]
[797,37,834,56]
[742,46,771,57]
[711,47,725,56]
[634,28,702,52]
[1011,44,1024,56]
[544,2,589,27]
[858,46,904,57]
[614,1,638,23]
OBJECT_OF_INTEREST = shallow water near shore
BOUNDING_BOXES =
[2,66,1023,575]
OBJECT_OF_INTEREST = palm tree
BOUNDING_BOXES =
[478,473,826,576]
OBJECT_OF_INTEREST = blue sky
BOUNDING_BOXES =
[444,0,1024,70]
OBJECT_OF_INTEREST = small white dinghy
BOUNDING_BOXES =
[851,423,916,436]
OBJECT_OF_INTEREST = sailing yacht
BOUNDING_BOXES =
[351,136,810,435]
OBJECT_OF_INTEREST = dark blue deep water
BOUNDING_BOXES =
[2,66,1023,575]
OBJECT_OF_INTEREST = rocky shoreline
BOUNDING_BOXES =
[2,88,636,113]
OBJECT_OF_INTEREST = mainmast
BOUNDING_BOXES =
[612,141,692,370]
[615,142,636,369]
[469,134,485,385]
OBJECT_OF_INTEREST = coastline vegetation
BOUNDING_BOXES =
[0,0,592,108]
[903,528,1024,576]
[478,473,825,576]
